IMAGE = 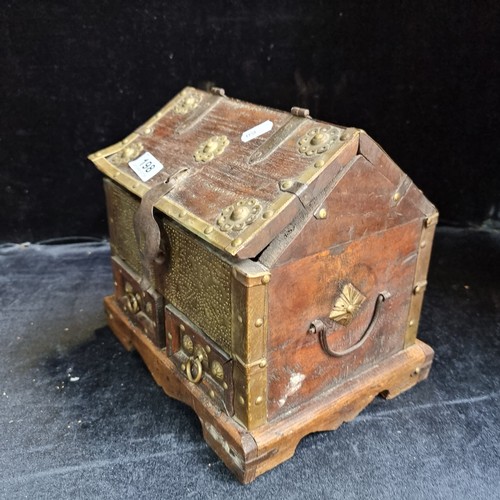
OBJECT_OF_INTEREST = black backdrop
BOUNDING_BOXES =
[1,1,499,243]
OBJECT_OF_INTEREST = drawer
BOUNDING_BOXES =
[112,256,165,348]
[165,305,234,416]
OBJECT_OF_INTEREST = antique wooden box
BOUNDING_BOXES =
[88,86,437,483]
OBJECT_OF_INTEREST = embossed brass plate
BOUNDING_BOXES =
[174,90,202,114]
[158,221,233,353]
[298,126,341,156]
[329,283,366,326]
[194,135,229,162]
[108,141,143,165]
[217,198,263,233]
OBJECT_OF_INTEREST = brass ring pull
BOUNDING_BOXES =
[311,291,391,358]
[186,357,203,384]
[124,292,140,314]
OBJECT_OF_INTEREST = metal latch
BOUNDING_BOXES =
[133,168,188,290]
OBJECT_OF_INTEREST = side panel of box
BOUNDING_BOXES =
[104,178,142,275]
[266,218,423,420]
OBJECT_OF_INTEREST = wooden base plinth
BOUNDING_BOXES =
[104,295,434,484]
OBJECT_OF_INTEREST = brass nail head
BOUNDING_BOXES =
[261,275,271,285]
[318,208,327,219]
[255,318,263,327]
[255,396,263,405]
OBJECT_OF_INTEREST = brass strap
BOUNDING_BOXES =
[247,115,307,165]
[133,168,188,289]
[175,92,225,135]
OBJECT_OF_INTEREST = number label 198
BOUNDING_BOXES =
[129,152,164,182]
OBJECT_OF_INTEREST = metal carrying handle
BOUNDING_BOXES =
[310,291,391,358]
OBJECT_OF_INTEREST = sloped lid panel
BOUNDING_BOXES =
[89,87,358,258]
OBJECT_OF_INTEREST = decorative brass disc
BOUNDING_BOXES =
[216,198,262,233]
[174,91,202,114]
[108,142,143,165]
[194,135,229,163]
[182,334,194,354]
[329,283,366,326]
[211,360,224,380]
[297,126,340,156]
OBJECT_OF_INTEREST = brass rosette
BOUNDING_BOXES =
[217,198,263,233]
[330,283,366,326]
[297,126,340,156]
[174,91,202,114]
[194,135,229,162]
[182,334,194,354]
[211,360,224,380]
[108,142,143,165]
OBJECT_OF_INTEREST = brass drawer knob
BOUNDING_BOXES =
[186,356,203,384]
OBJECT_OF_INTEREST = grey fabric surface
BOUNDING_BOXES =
[0,227,499,499]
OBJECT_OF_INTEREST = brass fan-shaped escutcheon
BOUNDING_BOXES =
[329,283,366,326]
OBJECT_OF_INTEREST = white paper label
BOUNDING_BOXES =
[241,120,273,143]
[128,152,164,182]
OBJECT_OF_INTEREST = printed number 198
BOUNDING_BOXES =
[129,152,164,182]
[138,159,155,173]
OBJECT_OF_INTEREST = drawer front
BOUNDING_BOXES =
[104,178,233,355]
[158,220,233,354]
[112,256,165,348]
[165,305,234,416]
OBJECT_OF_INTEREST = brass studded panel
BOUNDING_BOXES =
[104,179,142,274]
[159,221,233,353]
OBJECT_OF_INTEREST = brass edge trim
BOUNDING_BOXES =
[233,354,268,370]
[93,157,149,197]
[88,87,196,160]
[403,212,438,348]
[88,132,140,161]
[231,270,268,429]
[232,261,270,287]
[227,130,360,256]
[155,197,233,250]
[92,155,234,251]
[425,211,439,227]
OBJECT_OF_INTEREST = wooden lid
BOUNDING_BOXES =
[89,87,360,258]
